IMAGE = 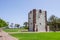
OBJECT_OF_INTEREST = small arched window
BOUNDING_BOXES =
[40,23,41,25]
[39,10,42,13]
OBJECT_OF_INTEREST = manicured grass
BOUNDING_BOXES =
[10,32,60,40]
[3,28,28,32]
[3,28,20,32]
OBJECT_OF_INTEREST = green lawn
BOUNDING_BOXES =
[10,32,60,40]
[3,28,28,32]
[3,28,20,32]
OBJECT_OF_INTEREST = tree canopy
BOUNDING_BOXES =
[15,24,20,28]
[0,18,8,28]
[23,22,28,29]
[48,15,60,31]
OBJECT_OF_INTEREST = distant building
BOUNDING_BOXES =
[28,9,49,32]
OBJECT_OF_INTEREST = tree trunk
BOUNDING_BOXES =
[54,26,56,32]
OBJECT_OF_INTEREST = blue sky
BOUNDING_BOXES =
[0,0,60,26]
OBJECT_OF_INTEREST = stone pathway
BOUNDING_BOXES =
[0,36,3,40]
[0,31,18,40]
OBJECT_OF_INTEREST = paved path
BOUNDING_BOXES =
[0,35,3,40]
[0,31,18,40]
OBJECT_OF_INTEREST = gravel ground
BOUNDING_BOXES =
[0,31,18,40]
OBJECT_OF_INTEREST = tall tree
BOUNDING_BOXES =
[0,18,8,28]
[15,24,20,28]
[48,15,58,32]
[23,22,28,29]
[6,22,9,28]
[24,22,28,26]
[10,23,14,28]
[0,18,8,32]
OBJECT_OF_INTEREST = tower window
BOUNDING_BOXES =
[39,10,42,13]
[38,16,40,18]
[29,18,31,19]
[40,23,41,25]
[31,23,32,25]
